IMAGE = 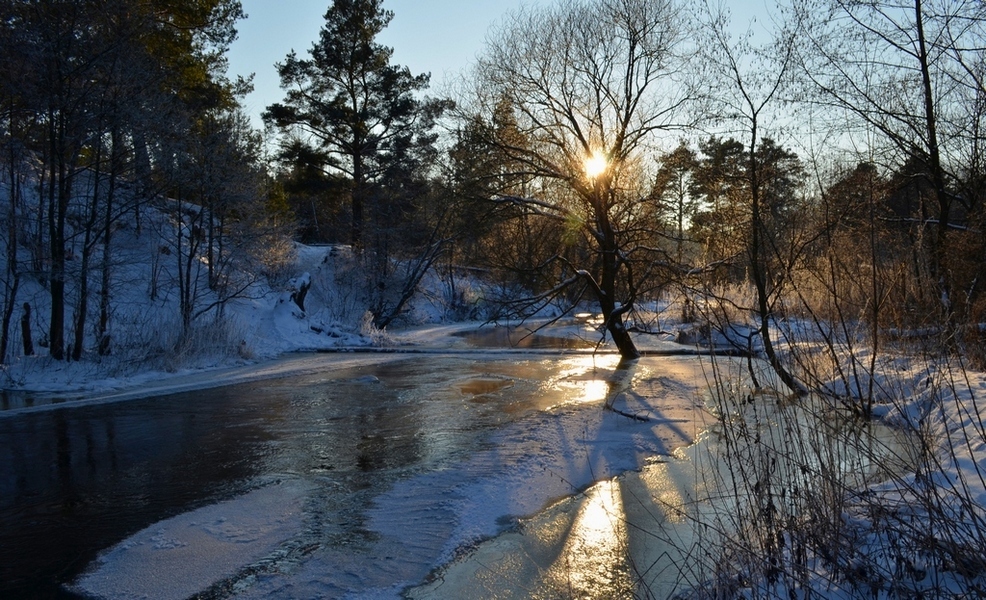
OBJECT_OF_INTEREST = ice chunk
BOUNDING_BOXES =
[71,479,310,600]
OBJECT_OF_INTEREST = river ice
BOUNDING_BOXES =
[71,479,312,600]
[48,320,984,599]
[67,353,712,599]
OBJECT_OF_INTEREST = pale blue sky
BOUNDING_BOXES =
[227,0,529,128]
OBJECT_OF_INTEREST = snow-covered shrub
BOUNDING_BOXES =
[358,310,391,345]
[159,316,248,373]
[668,341,986,599]
[252,231,297,289]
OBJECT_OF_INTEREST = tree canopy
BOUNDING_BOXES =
[463,0,691,358]
[264,0,450,248]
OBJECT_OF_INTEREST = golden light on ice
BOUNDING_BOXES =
[641,463,688,524]
[580,379,610,403]
[553,354,621,405]
[584,149,608,179]
[547,479,632,595]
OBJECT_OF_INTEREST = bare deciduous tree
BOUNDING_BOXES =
[466,0,692,358]
[698,0,808,394]
[795,0,986,327]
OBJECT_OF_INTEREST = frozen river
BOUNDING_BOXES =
[0,341,712,599]
[0,326,915,599]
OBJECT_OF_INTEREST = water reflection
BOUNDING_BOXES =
[0,388,271,596]
[1,389,71,411]
[637,462,688,525]
[543,354,623,406]
[407,477,637,600]
[458,378,514,396]
[409,393,916,600]
[454,325,597,350]
[545,479,633,597]
[0,353,636,599]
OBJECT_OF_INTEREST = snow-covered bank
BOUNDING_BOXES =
[0,319,625,418]
[832,359,986,597]
[0,230,475,398]
[0,351,423,417]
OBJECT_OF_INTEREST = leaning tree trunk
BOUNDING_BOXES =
[747,129,805,396]
[594,189,640,360]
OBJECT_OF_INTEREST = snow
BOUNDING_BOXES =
[71,479,311,600]
[2,194,984,597]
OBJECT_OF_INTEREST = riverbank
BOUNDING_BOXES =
[5,317,985,598]
[0,319,691,417]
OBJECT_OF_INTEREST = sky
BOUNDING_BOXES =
[226,0,530,129]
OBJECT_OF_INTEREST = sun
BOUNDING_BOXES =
[584,150,608,179]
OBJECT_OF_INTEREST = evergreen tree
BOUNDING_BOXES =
[689,137,748,266]
[652,143,699,266]
[0,0,245,360]
[265,0,450,248]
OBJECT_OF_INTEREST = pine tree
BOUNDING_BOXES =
[264,0,449,248]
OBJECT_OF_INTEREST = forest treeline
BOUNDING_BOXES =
[0,0,282,364]
[1,0,985,376]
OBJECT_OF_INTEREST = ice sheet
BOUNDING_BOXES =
[72,479,310,600]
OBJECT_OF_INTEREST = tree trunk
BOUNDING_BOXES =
[72,140,104,361]
[33,154,47,275]
[133,130,152,236]
[914,0,952,319]
[207,203,216,290]
[351,154,364,248]
[177,193,203,333]
[21,303,33,356]
[98,129,120,356]
[594,186,640,360]
[747,128,804,396]
[48,112,68,361]
[608,319,640,360]
[1,150,20,364]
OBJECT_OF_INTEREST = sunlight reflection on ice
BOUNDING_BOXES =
[552,354,622,406]
[546,478,633,596]
[639,463,688,524]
